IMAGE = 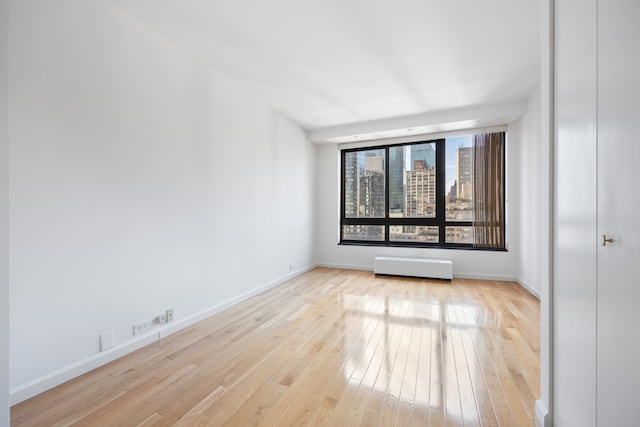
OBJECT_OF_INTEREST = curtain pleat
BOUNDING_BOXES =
[472,132,505,248]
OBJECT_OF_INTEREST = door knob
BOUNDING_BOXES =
[602,235,614,246]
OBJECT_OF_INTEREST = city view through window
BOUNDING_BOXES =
[342,136,477,245]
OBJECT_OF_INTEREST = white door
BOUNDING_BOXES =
[596,0,640,424]
[555,0,640,424]
[553,0,598,424]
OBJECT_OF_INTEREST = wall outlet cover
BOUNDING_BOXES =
[133,320,151,335]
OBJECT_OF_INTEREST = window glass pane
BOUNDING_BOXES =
[344,149,385,218]
[390,225,439,243]
[389,143,436,218]
[445,136,474,222]
[446,226,474,244]
[342,225,385,241]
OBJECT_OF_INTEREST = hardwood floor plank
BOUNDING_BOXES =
[273,294,385,426]
[11,268,539,427]
[135,412,164,427]
[76,363,201,426]
[410,304,432,427]
[359,289,412,426]
[394,321,420,427]
[447,303,482,425]
[440,298,464,422]
[379,300,413,426]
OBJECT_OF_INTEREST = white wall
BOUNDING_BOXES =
[513,83,554,427]
[314,124,522,281]
[1,0,10,422]
[10,0,315,402]
[515,86,543,298]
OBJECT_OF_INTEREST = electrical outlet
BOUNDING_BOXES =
[289,264,294,271]
[133,320,151,335]
[156,313,167,325]
[166,309,174,323]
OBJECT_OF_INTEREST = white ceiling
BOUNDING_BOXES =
[108,0,540,142]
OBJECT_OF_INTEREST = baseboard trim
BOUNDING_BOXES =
[316,262,372,271]
[317,263,520,284]
[517,277,541,299]
[158,263,317,340]
[452,272,518,282]
[535,399,550,427]
[10,333,158,405]
[10,264,317,405]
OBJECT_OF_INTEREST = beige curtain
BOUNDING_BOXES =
[472,132,505,248]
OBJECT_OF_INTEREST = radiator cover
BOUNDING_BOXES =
[373,256,453,280]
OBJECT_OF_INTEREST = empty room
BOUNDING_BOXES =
[2,0,639,426]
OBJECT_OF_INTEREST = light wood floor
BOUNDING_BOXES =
[11,268,540,426]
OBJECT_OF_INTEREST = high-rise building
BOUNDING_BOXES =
[405,159,436,217]
[411,144,435,169]
[388,147,405,213]
[343,152,359,217]
[448,180,457,201]
[364,155,383,173]
[457,147,474,201]
[360,154,385,217]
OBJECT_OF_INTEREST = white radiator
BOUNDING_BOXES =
[373,256,453,280]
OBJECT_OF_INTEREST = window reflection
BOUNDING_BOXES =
[339,294,485,418]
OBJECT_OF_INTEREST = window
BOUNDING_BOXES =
[340,131,505,250]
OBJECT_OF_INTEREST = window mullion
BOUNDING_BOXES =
[436,139,446,244]
[384,146,390,244]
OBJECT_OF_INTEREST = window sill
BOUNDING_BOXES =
[337,241,508,252]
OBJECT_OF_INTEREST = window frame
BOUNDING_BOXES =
[339,135,506,251]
